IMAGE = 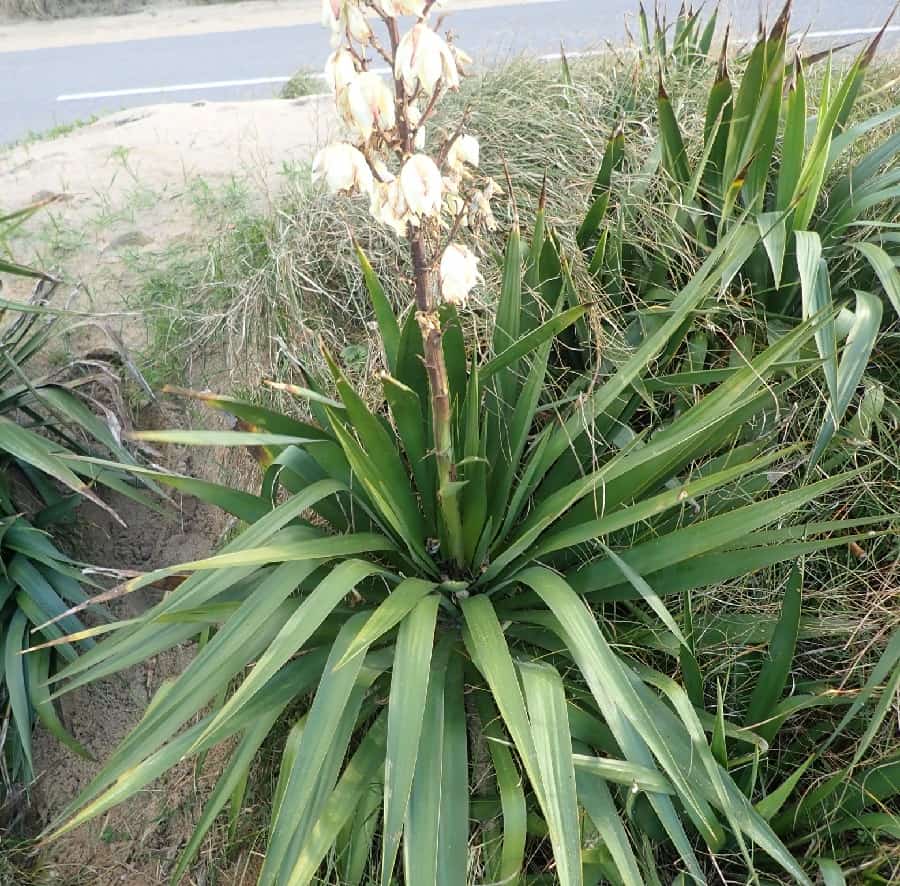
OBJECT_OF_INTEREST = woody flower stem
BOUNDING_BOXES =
[410,233,466,570]
[385,13,465,570]
[316,3,488,571]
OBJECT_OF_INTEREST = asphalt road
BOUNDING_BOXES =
[1,0,898,145]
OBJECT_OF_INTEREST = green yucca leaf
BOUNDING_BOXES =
[460,366,487,564]
[24,647,92,761]
[855,240,900,317]
[402,636,449,884]
[744,564,802,742]
[519,660,583,886]
[473,690,527,883]
[437,650,469,886]
[577,127,624,251]
[658,77,691,188]
[809,290,882,467]
[517,567,712,878]
[4,608,33,775]
[570,468,864,595]
[755,753,815,821]
[758,211,788,289]
[575,767,643,886]
[702,38,733,206]
[381,594,440,885]
[0,415,116,518]
[796,231,839,404]
[189,559,385,755]
[532,223,759,494]
[66,454,269,522]
[479,304,587,381]
[171,710,278,885]
[337,756,382,886]
[338,578,437,667]
[356,243,400,373]
[382,373,436,533]
[260,614,377,884]
[287,712,388,886]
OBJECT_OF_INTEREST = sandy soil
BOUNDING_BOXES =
[3,94,335,355]
[2,95,333,883]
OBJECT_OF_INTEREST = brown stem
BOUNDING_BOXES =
[410,229,464,566]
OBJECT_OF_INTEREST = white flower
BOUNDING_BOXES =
[345,72,396,141]
[399,154,443,217]
[313,143,374,196]
[345,3,372,43]
[446,134,479,172]
[325,48,357,95]
[371,179,412,236]
[321,0,343,30]
[395,0,428,13]
[440,243,481,306]
[394,24,460,96]
[451,44,473,75]
[471,176,500,231]
[371,155,395,182]
[373,0,427,13]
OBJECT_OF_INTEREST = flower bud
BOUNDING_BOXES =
[399,154,443,217]
[440,243,481,306]
[313,143,374,197]
[346,72,396,142]
[394,24,460,96]
[446,134,479,173]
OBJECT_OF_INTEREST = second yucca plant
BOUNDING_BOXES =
[40,2,897,884]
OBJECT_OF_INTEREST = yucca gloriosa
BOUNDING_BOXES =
[35,3,899,884]
[0,208,164,792]
[582,1,900,466]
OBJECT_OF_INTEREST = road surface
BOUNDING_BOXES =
[1,0,898,145]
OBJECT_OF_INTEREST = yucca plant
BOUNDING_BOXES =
[632,1,718,70]
[0,221,160,793]
[36,3,898,884]
[583,2,900,466]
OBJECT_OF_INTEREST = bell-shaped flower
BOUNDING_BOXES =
[446,134,479,173]
[394,24,460,96]
[371,179,412,237]
[313,143,374,197]
[321,0,343,30]
[399,154,443,217]
[440,243,481,306]
[325,48,358,96]
[345,72,396,142]
[373,0,427,14]
[345,3,372,43]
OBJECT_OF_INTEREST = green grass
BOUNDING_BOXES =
[280,68,322,100]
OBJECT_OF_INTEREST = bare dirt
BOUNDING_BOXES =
[3,95,336,357]
[25,402,253,885]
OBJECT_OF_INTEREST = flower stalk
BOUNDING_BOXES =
[314,0,495,570]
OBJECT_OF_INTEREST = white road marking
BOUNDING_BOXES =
[789,25,900,40]
[58,76,294,101]
[55,21,895,104]
[57,67,398,101]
